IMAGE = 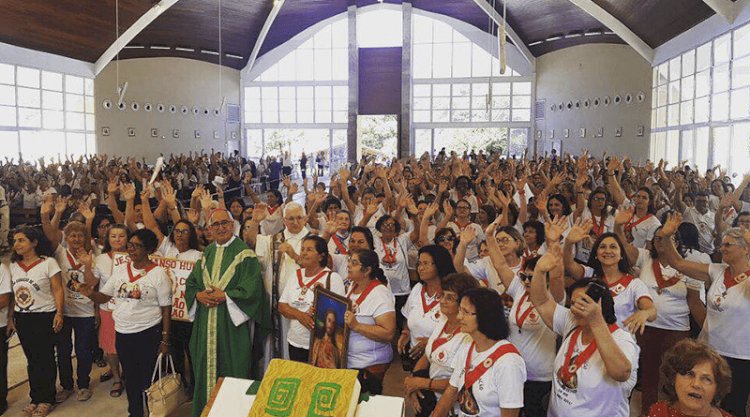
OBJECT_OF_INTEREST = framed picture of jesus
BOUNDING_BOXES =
[309,287,351,369]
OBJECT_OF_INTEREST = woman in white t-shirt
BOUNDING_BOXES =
[529,246,640,417]
[485,222,525,316]
[447,199,485,262]
[573,188,615,263]
[80,229,172,417]
[279,236,345,362]
[432,288,527,417]
[372,214,418,324]
[655,215,750,417]
[398,245,457,372]
[93,223,129,397]
[343,249,397,395]
[9,227,64,417]
[404,272,479,417]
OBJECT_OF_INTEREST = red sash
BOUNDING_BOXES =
[347,280,382,306]
[296,268,329,290]
[591,215,605,236]
[127,262,157,283]
[464,342,519,389]
[381,238,397,265]
[267,205,279,215]
[558,324,619,386]
[66,249,82,271]
[652,259,680,290]
[607,274,635,297]
[421,286,442,315]
[624,214,653,235]
[514,292,536,331]
[17,258,44,273]
[454,220,472,232]
[723,266,750,292]
[331,234,348,255]
[431,321,461,353]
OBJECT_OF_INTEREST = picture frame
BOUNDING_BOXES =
[127,128,135,137]
[636,125,645,137]
[172,129,180,139]
[548,129,554,139]
[595,127,604,138]
[194,130,201,139]
[535,130,542,139]
[150,128,159,138]
[101,127,110,136]
[309,287,351,369]
[615,127,623,137]
[579,128,586,138]
[230,131,238,140]
[213,130,220,139]
[564,128,570,139]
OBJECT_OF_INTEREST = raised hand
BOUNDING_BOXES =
[536,244,562,272]
[459,227,477,245]
[544,215,569,242]
[54,195,69,214]
[106,177,119,195]
[120,183,136,201]
[252,203,269,223]
[423,202,439,219]
[442,199,454,220]
[78,200,95,222]
[41,196,54,217]
[161,182,177,206]
[567,218,593,244]
[658,212,682,237]
[614,205,635,226]
[186,208,200,225]
[365,202,379,216]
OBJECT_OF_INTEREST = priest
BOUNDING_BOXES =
[185,209,270,417]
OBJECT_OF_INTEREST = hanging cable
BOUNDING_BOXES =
[218,0,223,111]
[115,0,120,96]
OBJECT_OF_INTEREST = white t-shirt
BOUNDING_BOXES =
[448,339,527,416]
[701,263,750,359]
[577,208,615,262]
[506,277,558,381]
[55,246,95,318]
[157,237,202,262]
[401,283,443,346]
[100,263,172,334]
[279,267,345,349]
[94,253,117,311]
[682,207,716,254]
[548,306,639,417]
[634,248,690,331]
[260,207,284,236]
[621,208,661,248]
[0,264,12,327]
[448,222,485,262]
[331,253,350,291]
[463,257,497,286]
[425,320,471,380]
[327,233,350,256]
[346,283,395,369]
[10,257,61,313]
[256,228,310,303]
[684,249,712,304]
[448,190,479,214]
[373,233,413,296]
[606,274,652,328]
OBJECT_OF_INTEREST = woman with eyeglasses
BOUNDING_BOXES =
[528,245,639,417]
[79,229,172,417]
[279,236,345,362]
[573,188,614,263]
[447,199,485,262]
[343,249,397,395]
[9,227,64,417]
[398,245,456,372]
[404,273,479,417]
[521,220,546,266]
[373,214,419,328]
[608,159,661,248]
[655,213,750,417]
[93,223,129,397]
[432,287,527,417]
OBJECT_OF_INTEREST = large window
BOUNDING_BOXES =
[0,63,95,160]
[411,14,532,157]
[244,18,348,172]
[651,24,750,175]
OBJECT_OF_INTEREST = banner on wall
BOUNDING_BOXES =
[112,252,195,322]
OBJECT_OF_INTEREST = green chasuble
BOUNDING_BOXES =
[185,237,271,417]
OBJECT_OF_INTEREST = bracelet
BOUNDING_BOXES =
[160,340,170,346]
[162,331,169,335]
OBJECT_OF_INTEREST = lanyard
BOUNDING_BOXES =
[558,324,619,386]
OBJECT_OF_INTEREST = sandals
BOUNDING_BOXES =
[110,381,124,398]
[31,403,53,417]
[99,370,113,382]
[21,403,36,417]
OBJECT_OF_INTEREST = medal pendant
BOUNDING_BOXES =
[736,273,747,284]
[300,286,308,297]
[656,287,662,295]
[568,364,578,374]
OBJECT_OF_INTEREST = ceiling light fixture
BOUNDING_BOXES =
[123,45,145,49]
[225,53,243,59]
[546,35,562,42]
[603,31,615,35]
[584,31,602,36]
[150,45,171,50]
[565,33,582,38]
[175,47,195,52]
[528,40,543,46]
[201,49,220,55]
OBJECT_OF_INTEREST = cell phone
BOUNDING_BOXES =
[585,281,608,302]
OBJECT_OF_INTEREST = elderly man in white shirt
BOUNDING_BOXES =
[244,201,311,360]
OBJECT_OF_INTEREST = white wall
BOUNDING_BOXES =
[535,44,652,160]
[95,57,241,160]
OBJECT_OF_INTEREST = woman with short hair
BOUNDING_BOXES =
[648,339,734,417]
[432,288,527,417]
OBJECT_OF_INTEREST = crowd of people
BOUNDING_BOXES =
[0,147,749,417]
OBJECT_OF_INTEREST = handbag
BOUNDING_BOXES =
[145,353,189,417]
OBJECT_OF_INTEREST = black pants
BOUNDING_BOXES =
[282,166,292,177]
[56,316,96,390]
[722,356,750,417]
[301,168,307,180]
[16,312,56,404]
[0,326,7,409]
[116,325,161,417]
[270,178,280,191]
[170,320,193,389]
[288,345,309,363]
[522,380,551,417]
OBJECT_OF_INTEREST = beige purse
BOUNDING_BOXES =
[146,353,189,417]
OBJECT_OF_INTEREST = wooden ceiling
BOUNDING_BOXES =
[0,0,726,69]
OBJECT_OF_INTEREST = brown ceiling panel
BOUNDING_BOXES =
[592,0,714,48]
[0,0,154,63]
[119,0,271,69]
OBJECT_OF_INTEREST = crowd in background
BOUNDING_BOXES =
[0,146,749,417]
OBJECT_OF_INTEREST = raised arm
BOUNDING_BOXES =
[612,205,639,266]
[606,157,627,206]
[529,246,563,330]
[654,212,711,282]
[584,298,633,382]
[140,188,166,243]
[453,227,477,274]
[40,197,61,250]
[485,220,515,290]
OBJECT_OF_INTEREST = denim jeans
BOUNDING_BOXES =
[56,316,96,390]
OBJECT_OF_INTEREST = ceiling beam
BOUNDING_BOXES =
[245,0,287,72]
[703,0,736,22]
[567,0,654,63]
[94,0,181,75]
[468,0,536,69]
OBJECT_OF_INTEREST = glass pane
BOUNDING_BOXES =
[696,42,712,72]
[471,45,491,77]
[66,132,86,157]
[278,54,296,81]
[668,103,680,126]
[413,84,431,97]
[17,67,39,88]
[20,130,65,161]
[681,75,694,101]
[657,63,669,86]
[731,88,750,120]
[730,123,750,176]
[491,108,510,122]
[509,128,528,157]
[694,127,709,173]
[669,57,681,81]
[332,19,348,48]
[0,85,15,106]
[680,100,694,125]
[433,43,452,78]
[65,75,84,94]
[86,133,96,155]
[85,113,95,131]
[0,131,19,160]
[650,131,666,162]
[712,92,729,121]
[413,110,431,123]
[413,44,433,79]
[680,129,694,163]
[415,129,432,157]
[42,71,63,91]
[313,48,332,81]
[331,49,348,81]
[0,105,16,127]
[656,106,667,128]
[735,24,750,58]
[330,129,347,172]
[682,50,695,77]
[714,63,730,93]
[668,81,680,104]
[714,34,731,64]
[296,50,314,80]
[84,78,94,96]
[657,85,668,107]
[695,70,711,97]
[732,55,750,89]
[18,107,41,128]
[246,129,263,158]
[65,112,84,130]
[413,15,432,44]
[452,43,471,78]
[357,9,402,48]
[513,82,532,95]
[512,108,530,122]
[666,130,679,165]
[0,64,14,85]
[65,93,85,112]
[712,126,731,169]
[17,87,41,108]
[492,83,510,95]
[695,96,710,124]
[43,110,64,129]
